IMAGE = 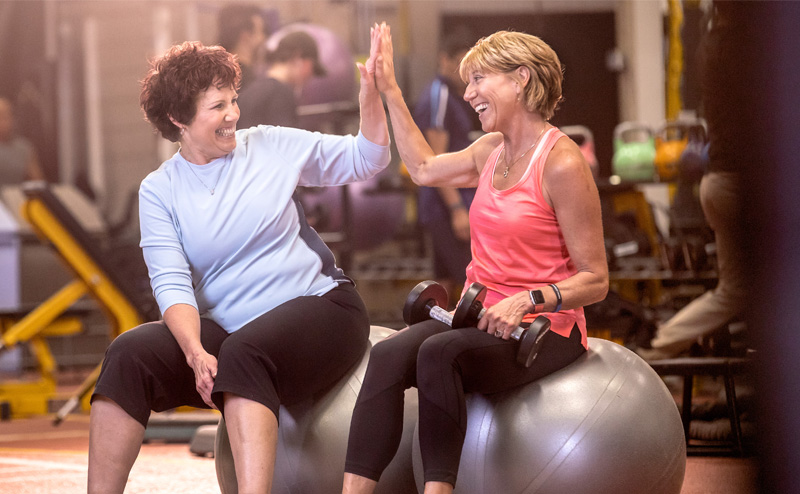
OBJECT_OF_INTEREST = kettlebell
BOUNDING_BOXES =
[612,122,656,182]
[654,120,689,181]
[561,125,599,179]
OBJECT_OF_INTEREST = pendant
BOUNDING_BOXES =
[503,167,509,178]
[210,189,215,195]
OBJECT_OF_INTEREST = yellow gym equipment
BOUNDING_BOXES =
[0,182,150,419]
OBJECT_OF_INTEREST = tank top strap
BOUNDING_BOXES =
[525,127,566,198]
[479,143,504,186]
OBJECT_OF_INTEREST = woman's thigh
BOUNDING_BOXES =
[417,324,586,396]
[360,319,451,394]
[215,284,370,407]
[92,318,229,425]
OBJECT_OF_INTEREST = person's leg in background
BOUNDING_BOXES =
[427,216,471,309]
[642,171,746,358]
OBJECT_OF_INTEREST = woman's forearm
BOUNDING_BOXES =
[382,87,437,183]
[163,303,206,366]
[544,270,609,313]
[358,84,390,147]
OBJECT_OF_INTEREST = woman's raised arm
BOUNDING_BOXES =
[372,23,489,188]
[355,24,390,147]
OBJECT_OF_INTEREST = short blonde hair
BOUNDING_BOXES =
[459,31,563,120]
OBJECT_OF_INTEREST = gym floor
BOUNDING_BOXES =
[0,381,760,494]
[0,416,760,494]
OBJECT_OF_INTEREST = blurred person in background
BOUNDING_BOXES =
[0,96,44,185]
[412,28,481,307]
[217,3,267,91]
[636,0,749,361]
[237,30,327,129]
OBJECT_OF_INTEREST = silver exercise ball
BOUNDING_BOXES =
[215,326,419,494]
[411,338,686,494]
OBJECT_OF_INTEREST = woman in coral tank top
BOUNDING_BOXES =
[343,24,608,494]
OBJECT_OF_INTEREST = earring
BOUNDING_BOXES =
[180,127,185,136]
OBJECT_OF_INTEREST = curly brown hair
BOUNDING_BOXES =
[140,41,241,142]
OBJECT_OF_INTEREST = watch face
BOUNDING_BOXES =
[531,290,545,305]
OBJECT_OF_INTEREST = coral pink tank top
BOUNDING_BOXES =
[464,127,587,348]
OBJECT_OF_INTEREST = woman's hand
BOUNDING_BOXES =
[373,23,399,95]
[163,304,219,408]
[188,351,219,409]
[356,23,382,99]
[356,22,390,146]
[475,291,530,339]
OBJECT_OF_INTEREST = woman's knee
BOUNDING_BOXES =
[417,331,463,366]
[103,322,168,364]
[369,329,429,375]
[358,334,423,395]
[415,332,466,387]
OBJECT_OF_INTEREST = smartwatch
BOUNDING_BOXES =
[529,289,546,312]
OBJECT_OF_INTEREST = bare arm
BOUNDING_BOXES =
[540,139,609,311]
[163,303,218,408]
[372,23,495,188]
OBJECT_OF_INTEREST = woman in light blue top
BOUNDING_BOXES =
[88,33,390,494]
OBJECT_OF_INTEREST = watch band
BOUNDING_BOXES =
[549,283,562,312]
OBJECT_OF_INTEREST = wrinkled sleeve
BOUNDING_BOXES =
[260,127,390,187]
[138,176,197,316]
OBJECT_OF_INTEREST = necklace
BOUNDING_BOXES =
[185,155,228,195]
[502,125,548,178]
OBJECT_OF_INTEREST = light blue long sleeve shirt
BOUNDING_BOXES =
[139,126,390,332]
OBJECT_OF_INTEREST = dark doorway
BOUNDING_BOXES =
[442,12,619,177]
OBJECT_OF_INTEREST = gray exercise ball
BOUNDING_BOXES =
[411,337,686,494]
[215,326,419,494]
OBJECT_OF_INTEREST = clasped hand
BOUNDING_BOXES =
[189,351,218,409]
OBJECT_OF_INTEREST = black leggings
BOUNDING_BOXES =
[92,284,369,426]
[344,320,586,487]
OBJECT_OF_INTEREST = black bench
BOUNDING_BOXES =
[648,355,751,455]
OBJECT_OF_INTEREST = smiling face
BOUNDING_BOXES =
[179,84,240,165]
[463,69,518,133]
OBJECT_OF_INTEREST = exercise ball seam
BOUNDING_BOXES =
[522,348,634,493]
[474,401,492,487]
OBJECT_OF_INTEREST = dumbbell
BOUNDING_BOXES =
[403,280,551,368]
